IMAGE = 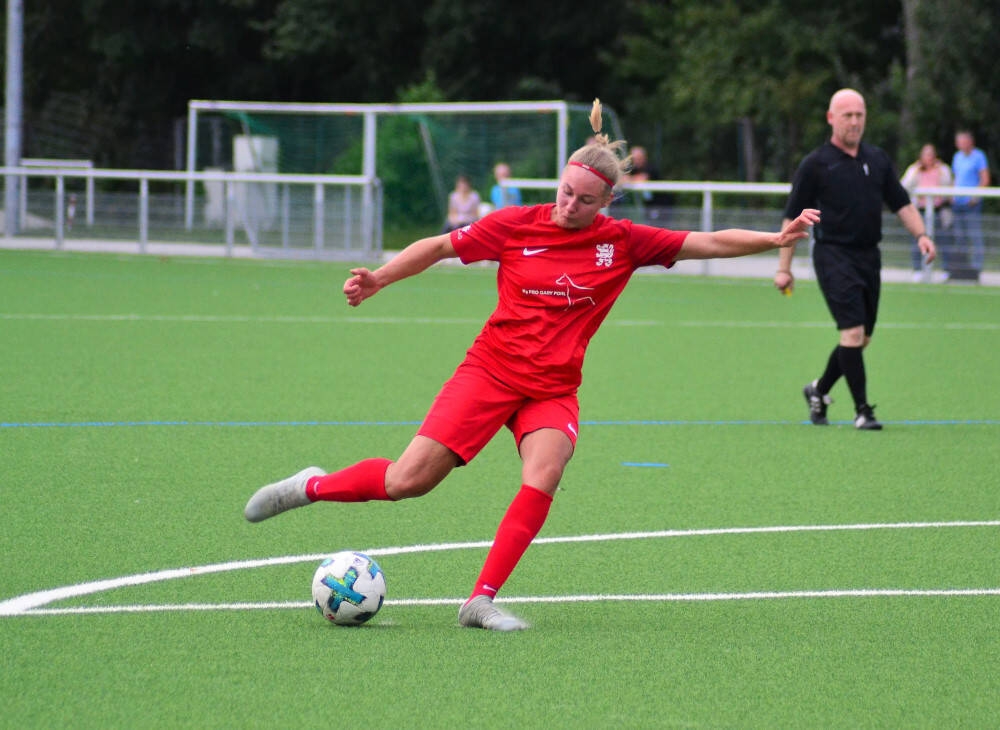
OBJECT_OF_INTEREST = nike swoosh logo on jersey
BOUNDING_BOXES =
[522,247,548,256]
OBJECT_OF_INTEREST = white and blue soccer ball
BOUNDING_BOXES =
[311,551,386,626]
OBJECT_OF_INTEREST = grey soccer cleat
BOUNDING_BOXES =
[458,595,529,631]
[244,467,325,522]
[803,380,832,425]
[854,404,883,431]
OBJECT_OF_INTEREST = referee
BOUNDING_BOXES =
[775,88,936,430]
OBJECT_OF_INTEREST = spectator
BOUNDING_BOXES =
[489,162,522,210]
[900,143,954,280]
[950,130,990,280]
[610,146,649,219]
[625,146,673,223]
[442,174,482,233]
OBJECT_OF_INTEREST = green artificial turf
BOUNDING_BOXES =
[1,249,998,728]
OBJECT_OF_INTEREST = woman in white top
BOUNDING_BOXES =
[901,144,953,276]
[442,174,482,232]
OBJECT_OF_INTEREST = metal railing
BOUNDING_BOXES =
[1,166,382,259]
[4,167,997,271]
[508,178,1000,273]
[19,158,95,228]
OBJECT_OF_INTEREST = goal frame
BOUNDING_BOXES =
[183,99,624,232]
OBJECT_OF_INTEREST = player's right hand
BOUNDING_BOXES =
[343,267,380,307]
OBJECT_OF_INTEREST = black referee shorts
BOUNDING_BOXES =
[813,243,881,335]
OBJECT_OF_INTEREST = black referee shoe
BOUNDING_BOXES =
[803,380,832,425]
[854,404,883,430]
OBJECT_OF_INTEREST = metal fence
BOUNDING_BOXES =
[1,166,382,259]
[3,168,998,275]
[520,179,1000,275]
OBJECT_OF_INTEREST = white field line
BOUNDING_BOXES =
[2,520,998,617]
[0,312,662,327]
[676,320,1000,331]
[0,313,488,325]
[2,312,998,330]
[19,588,1000,616]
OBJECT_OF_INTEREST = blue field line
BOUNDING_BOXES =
[2,418,998,429]
[0,419,424,429]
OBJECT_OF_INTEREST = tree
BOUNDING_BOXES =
[6,0,997,178]
[902,0,1000,169]
[613,0,907,180]
[420,0,623,102]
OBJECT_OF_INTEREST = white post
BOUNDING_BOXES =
[700,191,713,276]
[921,204,936,281]
[224,180,235,255]
[313,183,324,253]
[556,103,568,172]
[361,110,377,255]
[4,0,23,236]
[54,175,64,248]
[184,104,198,230]
[281,183,290,251]
[86,172,94,227]
[139,177,149,253]
[344,185,353,255]
[18,168,25,226]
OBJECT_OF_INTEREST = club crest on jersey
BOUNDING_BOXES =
[595,242,614,268]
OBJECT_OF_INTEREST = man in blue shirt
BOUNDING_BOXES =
[489,162,522,210]
[951,130,991,278]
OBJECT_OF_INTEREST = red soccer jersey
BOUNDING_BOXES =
[449,203,689,398]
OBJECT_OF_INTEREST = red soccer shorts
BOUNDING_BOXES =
[417,360,579,465]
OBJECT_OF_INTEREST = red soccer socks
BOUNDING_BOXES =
[305,457,392,502]
[469,484,553,600]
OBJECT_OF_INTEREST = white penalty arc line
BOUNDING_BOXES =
[2,520,998,617]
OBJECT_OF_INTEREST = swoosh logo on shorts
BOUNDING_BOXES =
[522,247,549,256]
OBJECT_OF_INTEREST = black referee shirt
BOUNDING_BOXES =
[784,141,911,248]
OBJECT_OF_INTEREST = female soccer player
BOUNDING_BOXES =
[245,100,820,631]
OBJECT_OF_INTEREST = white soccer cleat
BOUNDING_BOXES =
[458,595,529,631]
[244,467,325,523]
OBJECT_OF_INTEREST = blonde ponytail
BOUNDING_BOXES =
[568,98,628,187]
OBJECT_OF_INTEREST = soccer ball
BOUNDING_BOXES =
[311,551,386,626]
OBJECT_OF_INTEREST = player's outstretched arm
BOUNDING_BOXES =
[344,233,458,307]
[675,208,819,261]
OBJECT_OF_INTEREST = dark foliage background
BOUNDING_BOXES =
[3,0,998,181]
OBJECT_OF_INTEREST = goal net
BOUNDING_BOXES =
[185,101,624,248]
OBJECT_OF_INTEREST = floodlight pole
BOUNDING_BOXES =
[4,0,24,236]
